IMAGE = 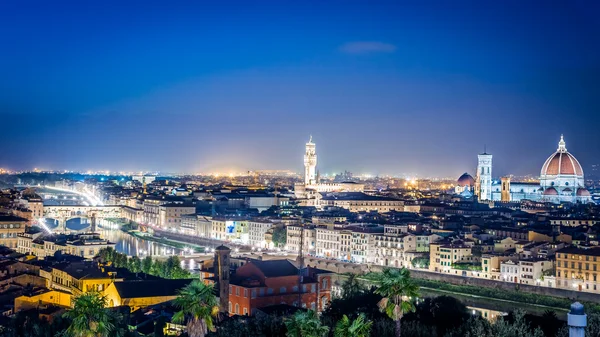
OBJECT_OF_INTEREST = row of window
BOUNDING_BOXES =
[0,224,21,229]
[557,271,598,281]
[229,284,318,298]
[558,254,598,261]
[558,261,598,271]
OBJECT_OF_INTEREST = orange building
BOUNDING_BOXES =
[205,259,332,316]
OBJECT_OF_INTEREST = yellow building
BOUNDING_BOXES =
[429,242,474,274]
[104,279,194,311]
[528,230,572,244]
[556,247,600,293]
[14,289,72,312]
[45,261,123,296]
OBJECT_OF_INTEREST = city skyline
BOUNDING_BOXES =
[1,1,599,177]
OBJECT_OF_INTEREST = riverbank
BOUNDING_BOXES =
[126,230,205,253]
[414,278,600,313]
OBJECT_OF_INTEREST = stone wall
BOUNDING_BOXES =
[303,257,600,303]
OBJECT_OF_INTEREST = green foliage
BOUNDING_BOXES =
[0,310,70,337]
[272,226,287,247]
[450,263,482,271]
[447,310,545,337]
[96,247,191,279]
[208,314,287,337]
[172,280,219,337]
[61,292,124,337]
[141,256,153,274]
[414,278,600,313]
[411,257,430,269]
[340,273,365,299]
[334,313,372,337]
[285,310,329,337]
[366,268,420,337]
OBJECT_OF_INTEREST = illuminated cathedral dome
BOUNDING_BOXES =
[541,135,583,177]
[539,135,590,203]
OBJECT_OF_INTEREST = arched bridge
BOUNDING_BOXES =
[43,205,121,233]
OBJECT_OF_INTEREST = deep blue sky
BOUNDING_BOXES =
[1,1,599,177]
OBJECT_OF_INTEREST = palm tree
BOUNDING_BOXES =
[285,310,329,337]
[334,313,372,337]
[368,268,419,337]
[62,292,122,337]
[340,273,364,299]
[172,280,219,337]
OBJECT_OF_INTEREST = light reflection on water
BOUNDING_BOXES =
[98,227,184,257]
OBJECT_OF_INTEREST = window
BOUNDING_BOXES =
[243,307,248,315]
[244,289,248,298]
[236,287,240,296]
[280,287,286,294]
[268,288,274,295]
[251,289,256,298]
[235,304,239,314]
[311,284,316,293]
[229,302,232,312]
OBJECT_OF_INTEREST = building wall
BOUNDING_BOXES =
[0,219,27,249]
[14,290,72,312]
[556,251,600,293]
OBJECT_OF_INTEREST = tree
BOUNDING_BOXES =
[172,280,219,337]
[62,292,123,337]
[285,310,329,337]
[334,314,372,337]
[128,256,142,274]
[340,273,364,299]
[141,256,153,274]
[272,227,287,248]
[367,268,420,337]
[410,257,429,269]
[98,247,116,264]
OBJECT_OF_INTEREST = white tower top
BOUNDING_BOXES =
[304,136,317,185]
[558,134,567,153]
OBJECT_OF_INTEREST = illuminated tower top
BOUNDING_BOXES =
[304,136,317,185]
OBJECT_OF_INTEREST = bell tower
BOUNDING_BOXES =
[476,149,493,201]
[214,245,231,314]
[304,136,317,185]
[501,176,511,202]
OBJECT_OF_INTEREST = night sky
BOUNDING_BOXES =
[1,1,599,178]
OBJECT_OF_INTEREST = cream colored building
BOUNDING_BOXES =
[180,214,212,237]
[248,219,275,248]
[315,226,352,260]
[0,215,27,249]
[318,192,404,213]
[286,225,317,255]
[158,203,195,230]
[430,242,474,274]
[17,233,116,259]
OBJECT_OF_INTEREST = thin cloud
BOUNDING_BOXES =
[340,41,397,54]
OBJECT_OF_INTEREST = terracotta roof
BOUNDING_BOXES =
[457,173,475,187]
[541,152,583,176]
[577,188,591,197]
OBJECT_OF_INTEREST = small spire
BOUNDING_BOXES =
[309,134,312,143]
[558,134,567,152]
